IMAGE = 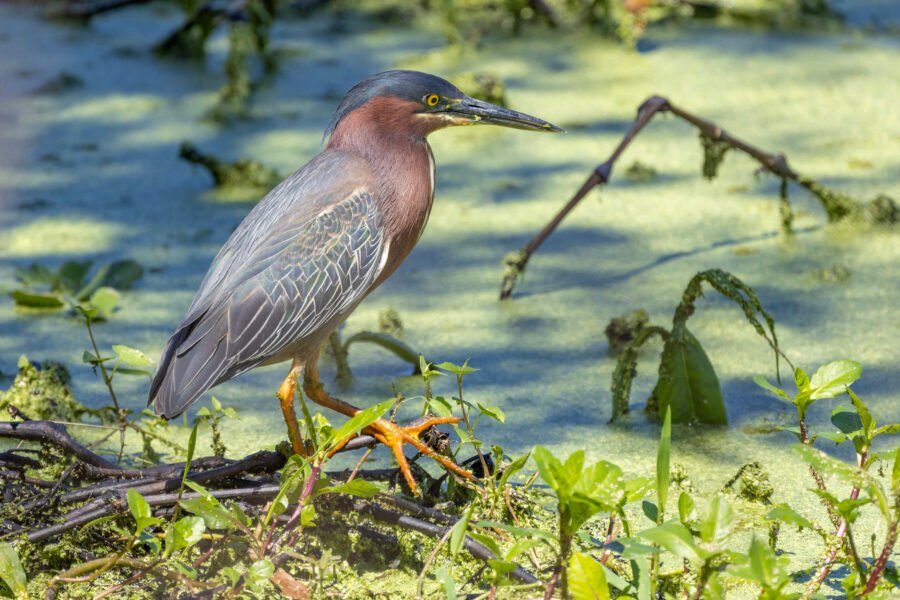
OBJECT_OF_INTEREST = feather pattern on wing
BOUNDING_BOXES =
[149,151,385,418]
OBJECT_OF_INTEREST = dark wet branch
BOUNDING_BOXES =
[499,95,896,299]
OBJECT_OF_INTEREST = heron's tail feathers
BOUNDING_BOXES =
[148,310,229,419]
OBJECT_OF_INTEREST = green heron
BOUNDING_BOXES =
[149,70,560,494]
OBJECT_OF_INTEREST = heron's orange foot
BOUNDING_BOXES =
[366,416,473,496]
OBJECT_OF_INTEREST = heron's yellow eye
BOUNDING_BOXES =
[425,93,440,107]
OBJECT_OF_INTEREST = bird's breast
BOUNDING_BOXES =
[372,141,435,286]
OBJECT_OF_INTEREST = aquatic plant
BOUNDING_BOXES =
[610,268,783,424]
[9,259,143,320]
[0,351,897,597]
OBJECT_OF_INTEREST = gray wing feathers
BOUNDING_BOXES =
[149,185,384,418]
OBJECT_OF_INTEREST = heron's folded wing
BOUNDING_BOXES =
[149,188,384,418]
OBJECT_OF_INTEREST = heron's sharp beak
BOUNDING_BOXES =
[447,97,563,133]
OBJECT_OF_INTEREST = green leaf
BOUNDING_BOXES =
[752,375,790,402]
[846,388,874,436]
[246,558,274,591]
[497,452,529,490]
[180,496,240,531]
[831,405,863,434]
[469,532,501,558]
[58,260,93,294]
[15,263,55,287]
[766,503,814,530]
[86,287,120,320]
[678,492,695,525]
[326,398,394,451]
[0,543,28,599]
[657,405,671,522]
[344,331,419,366]
[128,488,151,521]
[476,402,505,423]
[809,360,862,400]
[113,345,154,367]
[436,361,479,376]
[699,495,734,546]
[9,290,65,308]
[101,259,144,290]
[892,446,900,491]
[322,479,380,499]
[569,552,610,600]
[652,324,727,425]
[171,516,205,550]
[640,521,703,565]
[642,501,658,523]
[450,505,473,559]
[82,350,113,365]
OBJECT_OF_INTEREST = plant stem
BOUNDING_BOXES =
[863,518,898,594]
[803,451,866,598]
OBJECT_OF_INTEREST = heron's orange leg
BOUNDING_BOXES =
[277,369,308,457]
[302,359,473,496]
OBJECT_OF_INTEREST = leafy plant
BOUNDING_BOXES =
[532,446,651,597]
[10,259,143,319]
[611,268,784,424]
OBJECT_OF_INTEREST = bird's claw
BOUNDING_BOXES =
[367,416,473,496]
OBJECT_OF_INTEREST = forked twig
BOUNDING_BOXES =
[499,95,890,299]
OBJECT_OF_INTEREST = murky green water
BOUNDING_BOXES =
[0,2,898,589]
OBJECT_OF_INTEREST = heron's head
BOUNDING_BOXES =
[325,70,561,143]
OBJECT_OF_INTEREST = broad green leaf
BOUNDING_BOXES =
[87,287,120,320]
[436,361,478,376]
[652,324,727,425]
[128,488,151,521]
[766,503,814,530]
[113,345,154,367]
[809,360,861,400]
[58,260,92,293]
[171,516,205,550]
[699,495,734,545]
[322,479,380,499]
[569,552,610,600]
[82,350,113,365]
[641,501,658,523]
[657,405,672,521]
[246,559,274,591]
[476,402,505,423]
[0,543,27,599]
[532,446,567,497]
[327,398,394,450]
[449,505,473,558]
[180,496,240,531]
[640,521,703,565]
[344,331,419,366]
[830,405,862,434]
[752,375,790,402]
[102,259,144,290]
[9,290,64,308]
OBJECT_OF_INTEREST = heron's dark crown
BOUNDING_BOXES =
[324,70,464,139]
